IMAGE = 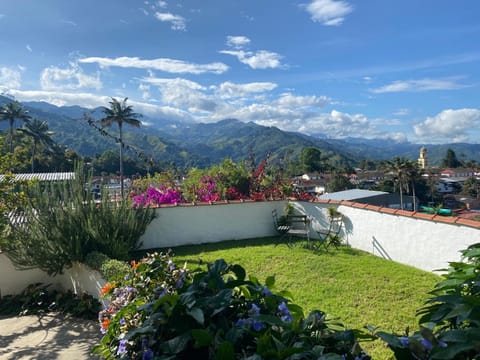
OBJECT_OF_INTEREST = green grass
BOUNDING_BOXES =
[148,237,441,359]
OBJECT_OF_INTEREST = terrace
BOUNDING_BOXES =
[0,198,479,358]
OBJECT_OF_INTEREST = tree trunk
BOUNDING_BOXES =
[8,118,14,153]
[31,141,37,173]
[119,123,124,199]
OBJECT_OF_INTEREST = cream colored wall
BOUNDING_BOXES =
[2,200,479,297]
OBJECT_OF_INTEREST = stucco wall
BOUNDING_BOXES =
[139,200,286,249]
[2,200,479,297]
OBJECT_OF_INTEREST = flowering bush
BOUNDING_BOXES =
[93,254,369,359]
[132,185,182,207]
[196,175,220,202]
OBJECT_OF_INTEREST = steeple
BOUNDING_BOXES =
[418,146,428,169]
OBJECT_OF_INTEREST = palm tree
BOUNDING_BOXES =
[385,157,409,210]
[0,101,31,153]
[19,119,56,172]
[404,160,422,211]
[100,97,142,197]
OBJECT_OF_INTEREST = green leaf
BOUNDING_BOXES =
[216,341,234,360]
[187,307,205,325]
[230,264,246,281]
[161,333,192,354]
[265,275,275,288]
[431,343,475,359]
[191,329,213,348]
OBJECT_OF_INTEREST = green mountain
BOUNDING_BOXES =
[1,96,479,168]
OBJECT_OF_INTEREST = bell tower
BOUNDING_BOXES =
[418,146,428,169]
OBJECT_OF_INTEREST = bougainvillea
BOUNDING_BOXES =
[131,185,182,207]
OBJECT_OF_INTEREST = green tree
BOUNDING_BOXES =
[385,157,410,210]
[100,98,142,197]
[0,101,31,153]
[441,148,462,168]
[18,118,56,173]
[461,177,479,198]
[301,147,325,173]
[327,172,354,192]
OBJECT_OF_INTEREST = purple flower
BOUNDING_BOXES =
[399,336,409,347]
[143,348,154,360]
[262,286,272,296]
[236,318,246,326]
[117,339,128,355]
[250,303,261,317]
[252,320,266,332]
[421,338,433,350]
[277,301,292,323]
[168,260,175,271]
[119,318,126,326]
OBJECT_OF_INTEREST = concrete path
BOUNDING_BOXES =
[0,313,102,359]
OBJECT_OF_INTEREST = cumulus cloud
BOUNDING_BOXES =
[0,67,22,90]
[154,12,186,31]
[276,93,329,109]
[219,50,283,69]
[371,77,467,93]
[226,36,251,49]
[79,56,228,74]
[414,108,480,143]
[8,89,194,123]
[303,0,353,26]
[141,77,216,113]
[217,81,277,99]
[40,63,102,91]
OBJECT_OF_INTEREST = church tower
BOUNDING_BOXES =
[418,146,428,169]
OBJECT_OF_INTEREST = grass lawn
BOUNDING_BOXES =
[152,237,441,359]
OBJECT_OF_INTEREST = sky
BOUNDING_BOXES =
[1,0,480,144]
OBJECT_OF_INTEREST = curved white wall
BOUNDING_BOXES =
[2,200,479,296]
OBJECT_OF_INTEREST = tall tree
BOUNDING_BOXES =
[404,160,422,211]
[441,148,462,168]
[385,157,409,210]
[19,119,56,173]
[0,101,31,153]
[100,98,142,197]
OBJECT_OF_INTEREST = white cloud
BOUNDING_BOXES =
[26,44,32,52]
[141,77,205,90]
[217,81,277,99]
[393,108,409,116]
[154,12,186,31]
[414,109,480,143]
[219,50,283,69]
[79,56,228,74]
[8,89,194,123]
[138,83,151,100]
[40,63,102,91]
[303,0,353,26]
[61,19,77,27]
[142,77,216,113]
[156,1,168,8]
[0,67,22,90]
[371,77,468,93]
[226,36,251,49]
[276,93,329,109]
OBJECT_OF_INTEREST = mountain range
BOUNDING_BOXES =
[1,95,479,168]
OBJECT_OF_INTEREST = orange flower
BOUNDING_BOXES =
[131,260,141,269]
[102,319,110,331]
[100,282,114,296]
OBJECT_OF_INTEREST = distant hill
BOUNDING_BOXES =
[1,96,479,168]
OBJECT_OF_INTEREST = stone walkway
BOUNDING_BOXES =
[0,313,102,359]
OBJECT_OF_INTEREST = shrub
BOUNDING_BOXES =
[93,253,369,359]
[85,251,111,271]
[100,259,131,282]
[3,164,156,275]
[377,243,480,359]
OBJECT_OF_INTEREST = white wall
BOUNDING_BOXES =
[2,200,479,297]
[139,200,286,249]
[293,201,479,272]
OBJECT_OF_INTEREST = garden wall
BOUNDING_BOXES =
[1,200,479,297]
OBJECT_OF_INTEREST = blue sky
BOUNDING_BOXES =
[1,0,479,144]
